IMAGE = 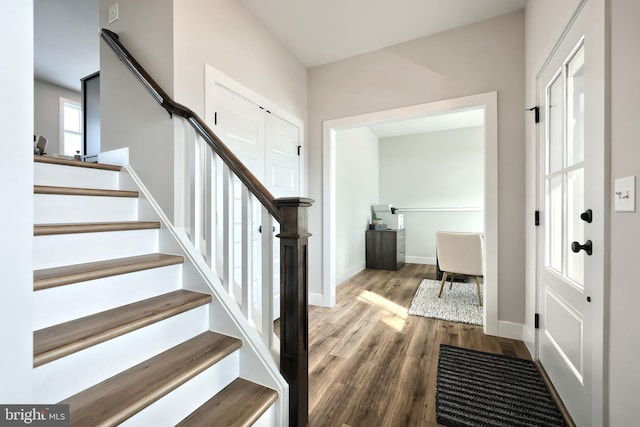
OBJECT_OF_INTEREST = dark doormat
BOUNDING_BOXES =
[436,344,567,427]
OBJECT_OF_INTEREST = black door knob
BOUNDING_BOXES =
[571,240,592,255]
[580,209,593,223]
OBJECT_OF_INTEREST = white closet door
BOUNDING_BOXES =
[212,84,266,181]
[209,84,264,311]
[207,76,302,322]
[266,113,300,198]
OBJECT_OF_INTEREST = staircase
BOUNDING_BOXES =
[33,155,279,426]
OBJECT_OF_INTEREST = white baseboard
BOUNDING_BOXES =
[336,262,365,285]
[497,321,524,341]
[522,324,536,359]
[405,256,436,265]
[309,292,325,307]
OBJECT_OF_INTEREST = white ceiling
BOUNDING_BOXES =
[238,0,527,67]
[34,0,526,91]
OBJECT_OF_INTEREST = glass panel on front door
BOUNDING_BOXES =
[547,74,564,174]
[544,39,586,289]
[567,44,585,167]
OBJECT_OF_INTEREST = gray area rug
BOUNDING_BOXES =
[408,279,483,325]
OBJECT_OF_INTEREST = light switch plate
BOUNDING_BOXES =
[614,176,636,212]
[108,3,119,24]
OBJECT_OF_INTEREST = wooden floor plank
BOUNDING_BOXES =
[308,263,532,426]
[381,355,429,426]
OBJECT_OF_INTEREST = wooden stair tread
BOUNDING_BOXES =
[34,185,139,198]
[60,332,242,426]
[34,221,160,236]
[34,155,122,171]
[34,253,185,291]
[177,378,278,427]
[34,290,212,367]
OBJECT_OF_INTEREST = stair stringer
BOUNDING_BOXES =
[118,164,288,426]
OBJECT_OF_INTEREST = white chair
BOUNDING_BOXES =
[436,231,484,306]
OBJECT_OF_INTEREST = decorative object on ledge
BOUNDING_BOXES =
[34,135,48,155]
[369,223,387,230]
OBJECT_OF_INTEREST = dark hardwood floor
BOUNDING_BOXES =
[306,263,531,427]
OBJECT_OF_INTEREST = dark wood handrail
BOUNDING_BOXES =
[100,29,280,221]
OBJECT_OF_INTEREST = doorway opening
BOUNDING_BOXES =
[322,92,499,335]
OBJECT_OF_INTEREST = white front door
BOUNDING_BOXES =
[536,3,605,425]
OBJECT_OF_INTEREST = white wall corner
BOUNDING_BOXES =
[497,320,524,341]
[335,262,366,286]
[98,147,129,166]
[309,292,326,307]
[1,0,33,402]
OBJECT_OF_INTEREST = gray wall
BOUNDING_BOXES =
[34,78,81,156]
[335,127,379,284]
[379,126,484,262]
[609,0,640,423]
[99,0,175,218]
[99,0,307,222]
[173,0,307,126]
[308,11,526,324]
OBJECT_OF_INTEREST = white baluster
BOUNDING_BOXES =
[241,186,253,322]
[261,207,274,350]
[204,148,215,268]
[221,163,232,295]
[173,118,189,231]
[188,126,198,247]
[194,137,205,255]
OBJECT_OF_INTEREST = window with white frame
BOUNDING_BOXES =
[60,98,82,156]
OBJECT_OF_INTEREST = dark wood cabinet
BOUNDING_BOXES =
[365,229,405,270]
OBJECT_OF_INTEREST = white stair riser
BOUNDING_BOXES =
[120,352,240,427]
[34,194,138,224]
[34,162,120,190]
[253,406,275,427]
[33,265,182,330]
[33,305,210,403]
[33,229,159,269]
